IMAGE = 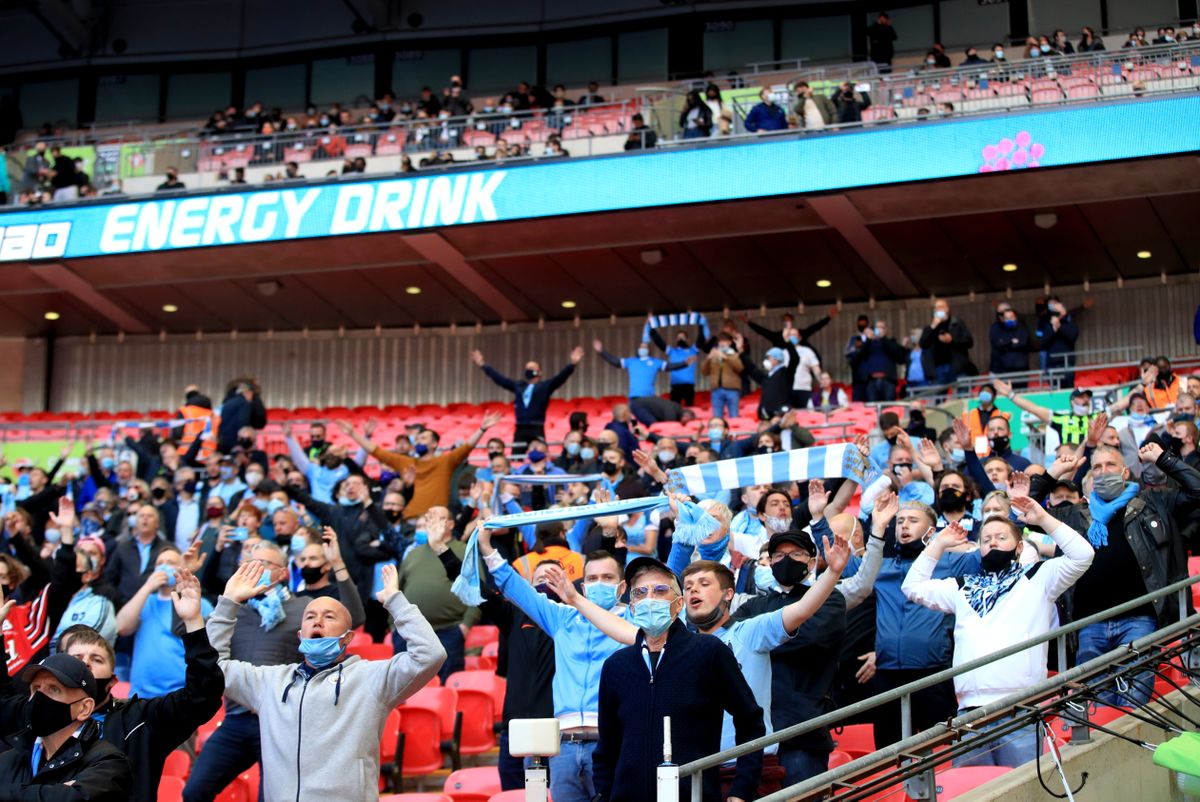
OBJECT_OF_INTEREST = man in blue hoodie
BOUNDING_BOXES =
[476,525,633,802]
[743,87,788,133]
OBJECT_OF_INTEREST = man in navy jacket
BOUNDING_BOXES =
[473,347,584,451]
[592,557,764,801]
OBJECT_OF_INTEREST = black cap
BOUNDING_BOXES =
[767,529,817,556]
[1070,388,1093,399]
[1049,478,1080,496]
[624,556,676,588]
[19,654,98,699]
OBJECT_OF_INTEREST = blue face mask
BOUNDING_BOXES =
[414,443,430,457]
[219,466,235,480]
[299,631,350,668]
[44,528,60,544]
[527,449,546,463]
[584,582,619,610]
[579,447,595,461]
[708,427,724,442]
[630,598,675,637]
[256,569,273,588]
[950,448,966,464]
[414,530,429,546]
[290,534,308,553]
[267,498,285,515]
[156,565,177,587]
[100,457,116,471]
[788,336,800,345]
[338,496,357,507]
[978,391,994,404]
[252,498,268,511]
[564,441,580,456]
[1002,319,1017,329]
[16,474,29,488]
[754,564,779,593]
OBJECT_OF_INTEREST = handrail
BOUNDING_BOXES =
[676,569,1200,777]
[757,612,1200,801]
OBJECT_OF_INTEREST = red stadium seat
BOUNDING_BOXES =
[444,766,502,802]
[396,705,447,776]
[404,687,462,769]
[828,750,853,769]
[454,688,497,755]
[489,792,552,802]
[111,681,132,699]
[158,776,185,802]
[380,795,453,801]
[162,750,191,779]
[350,642,395,661]
[446,671,506,725]
[832,724,875,759]
[380,708,404,790]
[465,626,500,651]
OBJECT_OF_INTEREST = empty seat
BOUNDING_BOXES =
[444,766,502,802]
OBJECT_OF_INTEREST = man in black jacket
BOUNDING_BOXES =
[742,345,800,420]
[39,566,223,801]
[731,531,847,785]
[104,505,171,608]
[0,653,131,801]
[216,381,267,455]
[592,557,763,802]
[988,302,1031,377]
[1043,442,1200,707]
[919,298,974,385]
[472,346,584,451]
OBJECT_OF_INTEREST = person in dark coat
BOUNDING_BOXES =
[867,12,898,71]
[1,566,224,802]
[473,346,584,450]
[0,653,132,801]
[988,301,1031,376]
[216,380,267,454]
[592,557,764,802]
[742,344,801,419]
[1034,295,1082,383]
[919,299,974,385]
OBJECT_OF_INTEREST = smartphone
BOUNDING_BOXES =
[228,526,249,541]
[974,435,990,457]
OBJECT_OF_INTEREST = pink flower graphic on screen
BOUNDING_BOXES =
[979,131,1045,172]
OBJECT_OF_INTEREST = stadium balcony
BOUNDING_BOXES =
[8,39,1200,203]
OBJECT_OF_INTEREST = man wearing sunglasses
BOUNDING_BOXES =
[589,556,765,802]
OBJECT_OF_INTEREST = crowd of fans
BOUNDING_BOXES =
[0,297,1195,800]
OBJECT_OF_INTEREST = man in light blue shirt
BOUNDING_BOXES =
[593,338,696,425]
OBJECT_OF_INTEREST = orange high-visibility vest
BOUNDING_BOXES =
[963,406,1011,442]
[177,404,218,459]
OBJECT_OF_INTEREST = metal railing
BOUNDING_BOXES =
[675,571,1200,801]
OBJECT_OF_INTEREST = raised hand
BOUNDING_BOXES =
[1085,412,1109,447]
[570,346,584,364]
[543,564,578,604]
[322,527,344,566]
[363,418,379,438]
[1139,442,1164,464]
[172,567,204,623]
[1008,471,1031,500]
[282,422,293,438]
[592,339,604,353]
[480,410,503,430]
[376,563,400,604]
[917,439,942,470]
[181,540,208,574]
[143,569,171,594]
[1050,452,1087,480]
[992,377,1013,398]
[1012,495,1049,528]
[49,496,76,544]
[632,449,667,484]
[872,491,899,531]
[853,433,871,458]
[593,487,613,505]
[952,417,972,449]
[807,479,830,519]
[470,349,485,367]
[334,419,354,436]
[224,560,269,604]
[824,532,851,575]
[932,520,969,552]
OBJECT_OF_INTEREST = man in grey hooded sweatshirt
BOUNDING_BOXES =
[207,560,445,802]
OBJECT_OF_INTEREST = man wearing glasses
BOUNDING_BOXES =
[590,556,765,802]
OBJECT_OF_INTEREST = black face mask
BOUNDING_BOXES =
[321,456,342,470]
[758,446,775,455]
[525,369,539,380]
[676,336,689,347]
[92,675,115,705]
[897,539,925,560]
[300,565,327,585]
[684,456,696,466]
[151,487,167,501]
[857,321,869,332]
[385,508,403,523]
[534,583,561,604]
[980,547,1017,573]
[238,438,255,449]
[310,437,325,447]
[771,557,810,588]
[990,436,1010,453]
[602,461,620,476]
[182,479,197,494]
[688,599,727,630]
[938,488,966,512]
[30,691,77,737]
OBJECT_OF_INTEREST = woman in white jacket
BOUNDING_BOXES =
[901,495,1094,768]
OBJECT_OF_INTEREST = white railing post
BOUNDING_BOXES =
[656,715,680,802]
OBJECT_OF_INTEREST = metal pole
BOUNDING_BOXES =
[900,693,913,740]
[1057,634,1068,676]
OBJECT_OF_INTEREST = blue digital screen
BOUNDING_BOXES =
[1,95,1197,263]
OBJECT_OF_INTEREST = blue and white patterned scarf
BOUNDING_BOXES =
[247,585,290,631]
[959,561,1025,617]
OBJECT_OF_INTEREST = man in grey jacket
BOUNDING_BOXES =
[207,560,445,802]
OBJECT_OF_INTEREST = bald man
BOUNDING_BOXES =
[207,561,444,802]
